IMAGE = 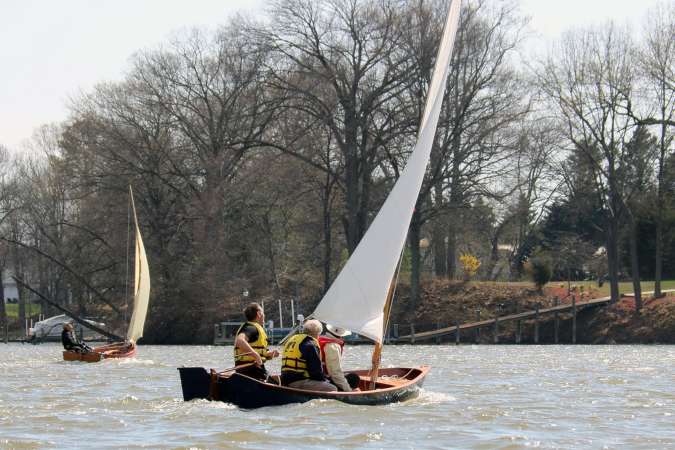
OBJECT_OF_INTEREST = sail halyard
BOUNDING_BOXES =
[309,0,462,344]
[126,186,151,344]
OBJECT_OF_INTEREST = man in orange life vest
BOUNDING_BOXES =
[319,324,360,392]
[233,302,279,381]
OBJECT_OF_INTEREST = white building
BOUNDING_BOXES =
[2,270,19,304]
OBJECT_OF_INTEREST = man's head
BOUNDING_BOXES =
[244,302,264,323]
[63,323,74,331]
[303,319,322,338]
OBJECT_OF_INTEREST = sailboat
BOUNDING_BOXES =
[178,0,461,407]
[63,187,151,362]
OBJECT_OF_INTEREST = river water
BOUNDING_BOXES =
[1,343,674,449]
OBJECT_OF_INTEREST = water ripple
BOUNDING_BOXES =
[1,343,674,448]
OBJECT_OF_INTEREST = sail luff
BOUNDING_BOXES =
[126,186,151,343]
[310,0,462,343]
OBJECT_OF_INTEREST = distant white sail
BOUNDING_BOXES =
[126,189,151,343]
[311,0,462,343]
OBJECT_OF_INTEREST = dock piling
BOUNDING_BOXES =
[493,315,499,344]
[554,297,559,344]
[572,295,577,344]
[534,304,540,344]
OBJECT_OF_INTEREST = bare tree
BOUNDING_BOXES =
[636,2,675,297]
[258,0,415,254]
[0,145,14,342]
[405,0,528,287]
[623,125,658,311]
[102,25,277,339]
[495,120,563,279]
[537,23,638,303]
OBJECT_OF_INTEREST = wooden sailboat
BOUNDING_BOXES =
[178,0,462,406]
[63,187,151,362]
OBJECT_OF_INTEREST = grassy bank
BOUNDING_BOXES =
[393,278,675,344]
[3,303,42,318]
[545,280,675,298]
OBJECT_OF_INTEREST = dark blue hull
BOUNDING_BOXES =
[178,366,429,409]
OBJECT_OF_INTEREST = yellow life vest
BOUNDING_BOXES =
[234,321,269,365]
[281,333,319,379]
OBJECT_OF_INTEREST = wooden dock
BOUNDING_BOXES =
[395,290,672,343]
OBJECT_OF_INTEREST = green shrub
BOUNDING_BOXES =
[524,257,552,291]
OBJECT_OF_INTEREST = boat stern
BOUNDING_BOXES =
[177,367,211,401]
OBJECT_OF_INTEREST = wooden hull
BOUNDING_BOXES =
[178,366,429,409]
[63,342,136,363]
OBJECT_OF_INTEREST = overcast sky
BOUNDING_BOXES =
[0,0,665,152]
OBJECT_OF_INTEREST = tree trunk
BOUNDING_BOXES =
[342,113,362,255]
[431,181,447,276]
[606,221,620,303]
[446,158,463,280]
[192,176,223,331]
[628,215,642,313]
[431,222,447,277]
[654,215,663,298]
[409,212,422,314]
[0,271,7,344]
[486,236,500,281]
[654,119,666,298]
[322,180,333,294]
[39,270,49,318]
[18,283,26,329]
[446,220,457,280]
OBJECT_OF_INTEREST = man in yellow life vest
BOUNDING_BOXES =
[280,319,337,392]
[234,302,279,381]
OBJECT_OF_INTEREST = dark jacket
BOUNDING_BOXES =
[281,336,326,386]
[61,329,80,350]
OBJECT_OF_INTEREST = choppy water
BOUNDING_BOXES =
[1,344,674,449]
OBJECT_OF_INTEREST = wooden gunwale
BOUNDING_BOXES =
[218,365,429,397]
[63,342,136,362]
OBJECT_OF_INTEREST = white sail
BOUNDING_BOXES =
[311,0,461,343]
[126,188,151,343]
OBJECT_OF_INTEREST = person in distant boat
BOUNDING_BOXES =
[319,324,360,392]
[281,319,337,392]
[234,302,279,381]
[61,323,92,353]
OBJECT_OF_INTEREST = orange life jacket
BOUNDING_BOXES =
[318,335,344,375]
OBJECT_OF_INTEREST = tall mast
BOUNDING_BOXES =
[368,270,398,389]
[128,185,137,336]
[126,185,151,343]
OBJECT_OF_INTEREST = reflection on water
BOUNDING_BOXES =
[1,344,674,449]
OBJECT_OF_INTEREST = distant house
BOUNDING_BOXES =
[2,270,19,304]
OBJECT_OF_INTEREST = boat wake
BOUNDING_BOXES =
[414,389,456,405]
[186,398,238,411]
[116,358,158,366]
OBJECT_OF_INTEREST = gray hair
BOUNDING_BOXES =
[303,319,323,337]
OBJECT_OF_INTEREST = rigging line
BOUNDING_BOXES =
[124,186,132,325]
[14,277,124,342]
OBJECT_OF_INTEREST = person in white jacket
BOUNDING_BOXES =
[318,324,360,392]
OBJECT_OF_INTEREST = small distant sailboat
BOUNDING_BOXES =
[178,0,462,407]
[64,187,151,362]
